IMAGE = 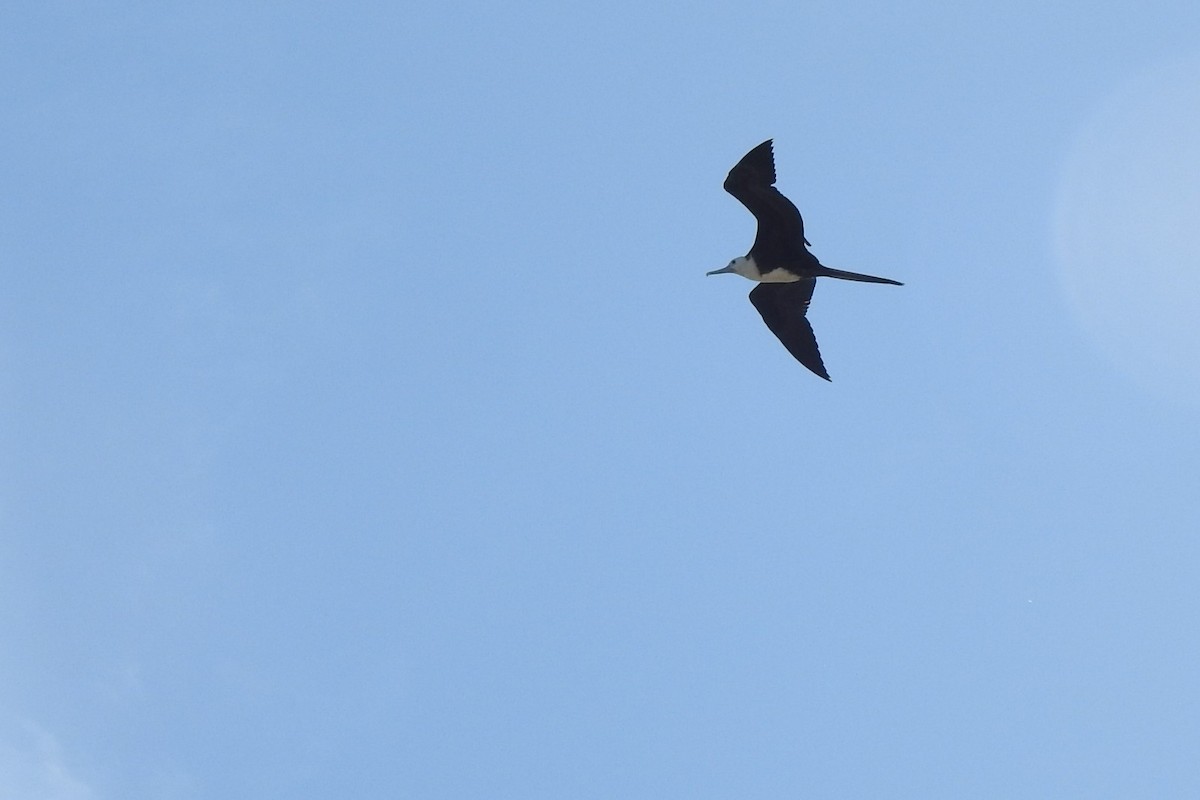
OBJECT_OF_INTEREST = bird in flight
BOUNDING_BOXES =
[707,140,902,380]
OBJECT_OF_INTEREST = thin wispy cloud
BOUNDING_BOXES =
[0,722,95,800]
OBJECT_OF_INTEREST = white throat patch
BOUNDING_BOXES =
[732,255,798,283]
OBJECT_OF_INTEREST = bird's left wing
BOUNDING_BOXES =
[723,140,811,250]
[748,280,829,380]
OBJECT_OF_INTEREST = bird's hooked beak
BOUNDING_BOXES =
[706,265,735,276]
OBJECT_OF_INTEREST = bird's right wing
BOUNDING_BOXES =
[723,140,810,251]
[748,280,829,380]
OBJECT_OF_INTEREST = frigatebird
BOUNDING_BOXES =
[707,140,902,380]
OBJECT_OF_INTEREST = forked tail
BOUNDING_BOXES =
[815,265,903,285]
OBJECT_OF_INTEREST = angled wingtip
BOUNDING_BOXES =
[725,139,778,192]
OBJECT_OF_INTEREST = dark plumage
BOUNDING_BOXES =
[707,140,902,380]
[723,139,813,255]
[748,280,826,379]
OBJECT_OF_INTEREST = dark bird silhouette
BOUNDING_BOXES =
[707,140,902,380]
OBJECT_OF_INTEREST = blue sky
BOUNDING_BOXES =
[3,1,1200,797]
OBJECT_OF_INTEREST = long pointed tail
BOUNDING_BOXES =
[815,265,903,285]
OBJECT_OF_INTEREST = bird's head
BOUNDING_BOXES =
[706,256,753,278]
